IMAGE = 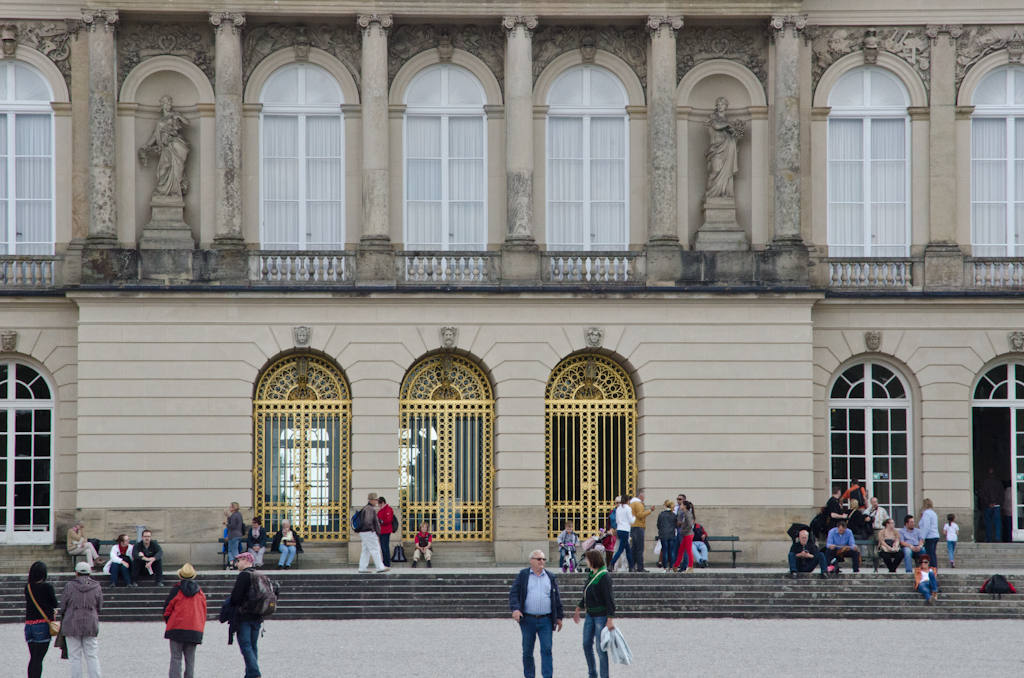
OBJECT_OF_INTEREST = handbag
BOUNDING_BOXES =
[392,544,407,563]
[26,584,60,636]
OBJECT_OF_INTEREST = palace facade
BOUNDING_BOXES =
[0,0,1023,565]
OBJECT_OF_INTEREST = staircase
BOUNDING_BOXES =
[2,571,1021,622]
[946,542,1024,568]
[0,544,70,575]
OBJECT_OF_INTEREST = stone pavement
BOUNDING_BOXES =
[3,618,1021,677]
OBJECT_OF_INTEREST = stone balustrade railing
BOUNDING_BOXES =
[965,259,1024,288]
[399,252,501,285]
[0,256,61,288]
[544,252,643,284]
[250,251,353,284]
[827,259,916,289]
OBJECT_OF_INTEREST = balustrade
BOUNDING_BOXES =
[544,252,642,284]
[827,259,914,289]
[250,251,353,284]
[967,259,1024,288]
[400,252,500,284]
[0,257,60,287]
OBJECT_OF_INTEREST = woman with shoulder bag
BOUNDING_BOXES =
[25,561,58,678]
[574,550,616,678]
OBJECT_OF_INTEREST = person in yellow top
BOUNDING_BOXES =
[629,490,654,572]
[913,556,939,605]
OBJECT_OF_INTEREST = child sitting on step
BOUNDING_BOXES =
[412,522,433,568]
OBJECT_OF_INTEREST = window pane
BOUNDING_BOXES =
[449,117,483,159]
[407,116,441,159]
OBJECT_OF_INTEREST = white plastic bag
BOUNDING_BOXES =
[653,540,662,555]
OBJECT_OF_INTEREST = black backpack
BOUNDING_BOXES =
[981,574,1016,596]
[243,571,279,617]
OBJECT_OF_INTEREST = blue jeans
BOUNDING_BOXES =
[228,537,242,562]
[789,551,827,574]
[946,540,956,563]
[278,544,296,566]
[582,614,609,678]
[109,561,131,586]
[659,538,674,568]
[692,541,709,565]
[918,571,938,600]
[984,506,1002,543]
[559,546,576,570]
[237,620,262,678]
[902,546,922,572]
[610,530,633,569]
[520,614,553,678]
[924,538,939,567]
[381,533,391,567]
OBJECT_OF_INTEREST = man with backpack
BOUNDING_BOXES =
[229,552,273,678]
[355,492,390,573]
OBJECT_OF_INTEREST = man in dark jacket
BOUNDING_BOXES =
[509,550,564,678]
[131,529,164,586]
[163,563,207,678]
[229,552,263,678]
[789,529,827,579]
[656,500,676,569]
[356,492,389,573]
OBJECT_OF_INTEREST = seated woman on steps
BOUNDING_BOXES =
[271,520,303,569]
[878,519,903,573]
[913,555,939,604]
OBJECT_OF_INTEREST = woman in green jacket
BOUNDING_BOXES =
[574,550,616,678]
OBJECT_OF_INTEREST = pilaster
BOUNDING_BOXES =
[210,12,246,250]
[82,9,118,248]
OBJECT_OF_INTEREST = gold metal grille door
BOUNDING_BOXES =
[546,355,636,539]
[399,354,493,540]
[254,355,350,542]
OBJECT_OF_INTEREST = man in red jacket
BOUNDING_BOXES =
[163,563,207,678]
[378,495,396,567]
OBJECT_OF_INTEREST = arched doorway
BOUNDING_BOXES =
[545,354,636,539]
[828,361,912,525]
[399,354,493,540]
[972,362,1024,542]
[253,355,350,541]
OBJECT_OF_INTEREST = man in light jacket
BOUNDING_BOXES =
[61,561,104,678]
[509,550,564,678]
[356,492,390,573]
[629,490,653,572]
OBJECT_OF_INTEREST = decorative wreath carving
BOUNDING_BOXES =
[401,354,492,401]
[255,355,349,401]
[545,354,635,401]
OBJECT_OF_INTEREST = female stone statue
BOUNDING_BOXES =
[139,95,191,198]
[704,97,745,199]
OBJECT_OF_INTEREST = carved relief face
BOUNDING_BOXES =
[293,326,311,347]
[1009,331,1024,353]
[440,327,457,348]
[865,331,882,352]
[585,327,603,348]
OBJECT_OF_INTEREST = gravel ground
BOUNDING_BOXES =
[4,618,1022,677]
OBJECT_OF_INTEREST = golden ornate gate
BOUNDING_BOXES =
[399,354,493,540]
[546,355,636,539]
[254,355,350,541]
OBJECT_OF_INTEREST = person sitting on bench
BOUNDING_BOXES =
[825,520,860,573]
[789,529,827,578]
[899,514,925,573]
[131,529,164,586]
[877,518,904,573]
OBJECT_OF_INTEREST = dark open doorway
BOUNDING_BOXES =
[972,407,1011,541]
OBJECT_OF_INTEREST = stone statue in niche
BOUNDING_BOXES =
[695,97,749,251]
[139,95,191,198]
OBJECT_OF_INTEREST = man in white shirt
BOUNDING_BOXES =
[509,550,564,678]
[867,497,890,530]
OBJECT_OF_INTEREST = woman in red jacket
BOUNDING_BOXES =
[163,563,207,678]
[378,496,396,567]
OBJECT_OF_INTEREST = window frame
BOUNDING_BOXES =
[258,63,345,252]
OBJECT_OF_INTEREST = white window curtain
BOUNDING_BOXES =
[971,66,1024,257]
[827,67,909,258]
[546,66,628,252]
[404,65,486,251]
[0,63,54,256]
[260,64,344,251]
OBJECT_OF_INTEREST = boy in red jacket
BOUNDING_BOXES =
[378,495,396,567]
[163,563,208,678]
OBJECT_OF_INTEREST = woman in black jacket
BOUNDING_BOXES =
[25,561,58,678]
[573,550,616,678]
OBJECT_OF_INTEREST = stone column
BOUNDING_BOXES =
[645,16,684,281]
[210,12,246,249]
[356,14,395,285]
[500,15,542,285]
[82,9,119,247]
[924,24,964,290]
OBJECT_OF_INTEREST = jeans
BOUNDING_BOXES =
[228,537,242,562]
[946,540,957,563]
[610,530,633,570]
[658,538,674,568]
[984,506,1002,543]
[924,538,939,567]
[692,541,709,565]
[109,561,131,586]
[358,531,386,572]
[902,546,923,572]
[277,544,296,566]
[169,640,197,678]
[582,614,609,678]
[67,635,102,678]
[674,535,693,569]
[630,527,645,571]
[25,622,50,678]
[918,571,938,600]
[788,551,827,574]
[247,546,266,566]
[520,614,553,678]
[237,620,261,678]
[381,533,391,567]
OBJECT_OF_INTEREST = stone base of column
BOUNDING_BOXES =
[762,239,810,285]
[80,247,139,285]
[211,236,246,250]
[695,197,750,251]
[83,234,119,249]
[198,248,248,283]
[644,239,682,284]
[500,239,541,287]
[923,242,964,291]
[355,238,397,287]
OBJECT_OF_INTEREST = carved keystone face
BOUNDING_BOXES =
[293,326,312,347]
[865,331,882,352]
[1009,331,1024,353]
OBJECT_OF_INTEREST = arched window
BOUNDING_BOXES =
[404,65,487,250]
[546,65,629,252]
[970,66,1024,257]
[0,62,54,255]
[260,64,344,250]
[545,354,636,538]
[829,362,911,524]
[827,67,910,258]
[0,360,53,543]
[399,354,493,540]
[254,355,351,541]
[972,362,1024,541]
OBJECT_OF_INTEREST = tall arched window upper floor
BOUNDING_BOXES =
[259,63,345,251]
[0,61,55,256]
[826,67,911,258]
[969,66,1024,258]
[403,64,487,251]
[545,65,629,252]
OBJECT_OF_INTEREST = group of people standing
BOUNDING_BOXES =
[603,490,709,574]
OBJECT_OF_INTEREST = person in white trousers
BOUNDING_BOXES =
[60,561,104,678]
[356,492,390,573]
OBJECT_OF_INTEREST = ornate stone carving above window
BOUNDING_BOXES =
[241,24,361,93]
[388,24,504,92]
[677,27,768,93]
[0,21,74,89]
[532,25,647,94]
[806,26,931,97]
[117,24,215,93]
[0,330,16,353]
[956,26,1024,96]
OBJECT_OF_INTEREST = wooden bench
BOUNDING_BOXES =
[221,537,297,569]
[70,540,116,567]
[707,536,741,567]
